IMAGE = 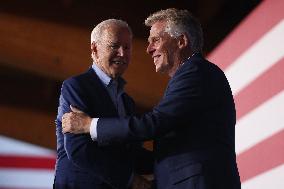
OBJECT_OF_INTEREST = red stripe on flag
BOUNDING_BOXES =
[0,155,55,169]
[237,129,284,182]
[207,0,284,70]
[235,57,284,120]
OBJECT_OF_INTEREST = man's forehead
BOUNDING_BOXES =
[148,30,166,41]
[148,22,166,34]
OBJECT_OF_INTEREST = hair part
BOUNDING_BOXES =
[145,8,203,53]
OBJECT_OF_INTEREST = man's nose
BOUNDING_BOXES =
[117,46,125,56]
[146,43,154,55]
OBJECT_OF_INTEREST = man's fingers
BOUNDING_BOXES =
[62,118,71,133]
[62,111,72,118]
[62,113,71,133]
[70,105,84,113]
[61,110,88,134]
[62,114,67,121]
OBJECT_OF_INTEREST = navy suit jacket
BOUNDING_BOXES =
[97,54,241,189]
[54,68,153,189]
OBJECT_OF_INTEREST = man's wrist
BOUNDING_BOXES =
[84,116,92,133]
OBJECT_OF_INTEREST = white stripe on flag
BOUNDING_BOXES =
[0,168,54,188]
[241,163,284,189]
[0,135,55,157]
[236,90,284,154]
[225,19,284,95]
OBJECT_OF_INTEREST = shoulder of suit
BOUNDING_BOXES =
[63,68,96,84]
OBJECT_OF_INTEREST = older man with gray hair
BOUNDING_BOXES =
[54,19,153,189]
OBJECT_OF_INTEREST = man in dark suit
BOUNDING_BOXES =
[54,19,153,189]
[62,9,241,189]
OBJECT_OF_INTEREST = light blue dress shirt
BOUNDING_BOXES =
[90,63,134,186]
[90,63,126,140]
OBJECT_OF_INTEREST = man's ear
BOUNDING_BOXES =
[91,42,97,52]
[177,34,189,49]
[91,42,98,58]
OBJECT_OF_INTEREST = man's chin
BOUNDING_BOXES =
[155,67,161,73]
[156,66,167,74]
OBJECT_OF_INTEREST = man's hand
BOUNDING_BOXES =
[131,174,153,189]
[62,105,92,134]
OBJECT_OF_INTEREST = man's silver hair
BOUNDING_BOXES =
[145,8,203,53]
[91,19,132,43]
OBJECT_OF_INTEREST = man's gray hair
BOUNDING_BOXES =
[91,19,132,43]
[145,8,203,53]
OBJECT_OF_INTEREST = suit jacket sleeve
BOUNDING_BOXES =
[97,62,204,146]
[57,78,96,169]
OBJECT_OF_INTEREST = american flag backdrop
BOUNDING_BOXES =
[208,0,284,188]
[0,135,55,188]
[0,0,283,188]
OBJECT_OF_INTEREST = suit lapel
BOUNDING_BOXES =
[121,93,134,115]
[85,68,118,116]
[84,68,134,116]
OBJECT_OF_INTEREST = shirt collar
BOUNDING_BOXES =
[91,62,126,88]
[92,63,111,86]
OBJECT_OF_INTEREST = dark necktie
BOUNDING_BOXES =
[109,79,126,116]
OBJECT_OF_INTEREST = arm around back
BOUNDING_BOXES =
[97,60,203,146]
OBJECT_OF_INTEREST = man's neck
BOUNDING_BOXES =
[168,52,196,78]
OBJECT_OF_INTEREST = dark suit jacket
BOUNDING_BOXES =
[97,54,241,189]
[54,68,153,189]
